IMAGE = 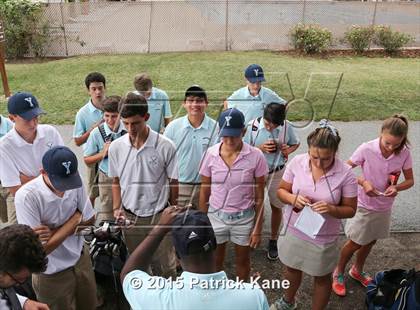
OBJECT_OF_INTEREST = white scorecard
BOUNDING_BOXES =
[294,206,326,239]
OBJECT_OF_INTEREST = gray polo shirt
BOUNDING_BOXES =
[108,127,178,217]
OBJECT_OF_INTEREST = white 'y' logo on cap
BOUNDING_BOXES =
[225,116,232,127]
[189,231,198,239]
[24,97,34,107]
[253,69,259,76]
[62,161,71,175]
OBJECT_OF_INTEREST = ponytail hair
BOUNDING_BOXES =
[307,119,341,153]
[381,114,410,154]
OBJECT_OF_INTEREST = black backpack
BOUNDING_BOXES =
[366,268,420,310]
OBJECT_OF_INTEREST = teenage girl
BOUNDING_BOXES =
[333,115,414,296]
[272,120,358,310]
[199,108,268,280]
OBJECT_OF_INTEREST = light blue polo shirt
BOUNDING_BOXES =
[0,115,13,139]
[243,119,299,169]
[73,100,103,141]
[134,87,172,132]
[83,121,126,175]
[164,114,217,183]
[227,86,286,123]
[123,270,269,310]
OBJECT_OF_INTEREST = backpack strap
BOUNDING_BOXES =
[250,117,262,145]
[98,123,108,142]
[278,121,286,144]
[251,117,261,131]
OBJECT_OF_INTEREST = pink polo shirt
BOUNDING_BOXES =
[350,138,412,212]
[282,153,357,245]
[200,142,268,213]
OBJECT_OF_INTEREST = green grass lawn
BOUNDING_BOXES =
[0,51,419,124]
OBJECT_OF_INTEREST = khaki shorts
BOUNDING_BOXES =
[178,183,200,209]
[6,194,16,225]
[266,168,285,209]
[87,164,99,199]
[208,207,255,246]
[345,207,391,246]
[98,170,114,222]
[0,183,8,223]
[0,186,17,225]
[32,246,97,310]
[123,210,177,279]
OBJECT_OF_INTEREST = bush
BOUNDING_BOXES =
[0,0,50,58]
[344,25,375,53]
[290,24,332,54]
[374,26,414,54]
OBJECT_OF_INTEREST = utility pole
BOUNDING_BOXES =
[0,19,11,98]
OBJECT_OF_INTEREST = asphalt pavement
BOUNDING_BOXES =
[56,121,420,232]
[0,122,418,309]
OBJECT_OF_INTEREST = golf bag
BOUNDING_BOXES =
[83,221,129,309]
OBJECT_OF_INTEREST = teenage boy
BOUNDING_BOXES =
[15,146,97,310]
[108,92,178,278]
[84,96,126,222]
[0,92,63,225]
[243,103,300,261]
[73,72,106,207]
[0,224,49,310]
[0,114,13,224]
[224,64,286,123]
[164,85,217,209]
[133,73,172,132]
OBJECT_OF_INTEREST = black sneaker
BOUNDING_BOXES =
[267,239,278,260]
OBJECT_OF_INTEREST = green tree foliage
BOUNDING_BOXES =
[0,0,50,58]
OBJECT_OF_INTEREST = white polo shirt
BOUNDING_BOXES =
[108,127,178,217]
[15,175,95,275]
[0,125,64,188]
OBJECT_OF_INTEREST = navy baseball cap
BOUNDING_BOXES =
[244,64,266,83]
[218,108,245,137]
[42,146,82,192]
[172,210,216,258]
[7,92,45,121]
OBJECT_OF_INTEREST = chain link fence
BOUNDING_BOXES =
[38,0,419,56]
